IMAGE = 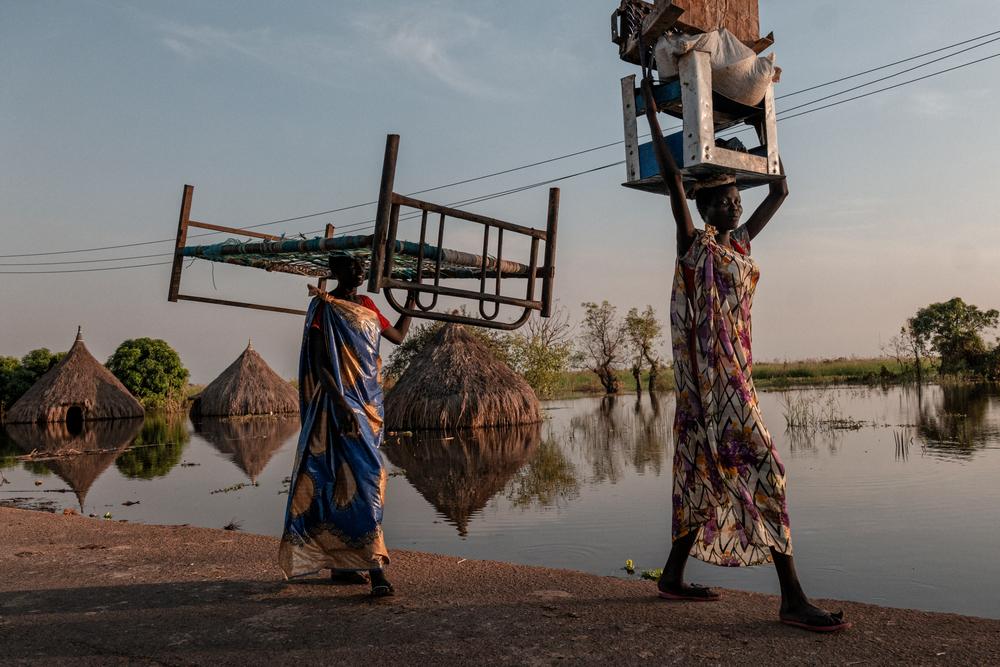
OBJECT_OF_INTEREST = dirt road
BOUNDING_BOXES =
[2,507,998,665]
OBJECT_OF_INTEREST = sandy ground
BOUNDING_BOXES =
[2,507,999,666]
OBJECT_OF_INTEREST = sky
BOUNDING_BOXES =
[3,0,1000,383]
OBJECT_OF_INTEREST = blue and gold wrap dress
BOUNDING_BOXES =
[279,289,388,577]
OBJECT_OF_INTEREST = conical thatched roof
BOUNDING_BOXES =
[196,415,299,482]
[382,425,540,535]
[385,324,541,430]
[193,341,298,417]
[7,328,144,424]
[6,418,142,510]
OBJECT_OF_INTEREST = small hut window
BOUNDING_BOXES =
[66,406,84,436]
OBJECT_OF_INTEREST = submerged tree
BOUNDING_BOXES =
[903,298,999,378]
[624,306,664,393]
[0,348,66,418]
[578,301,626,395]
[507,307,574,399]
[106,338,189,410]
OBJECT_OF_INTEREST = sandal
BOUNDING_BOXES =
[780,610,852,633]
[330,570,369,585]
[370,582,395,598]
[657,583,721,601]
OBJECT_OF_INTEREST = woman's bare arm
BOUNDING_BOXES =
[641,77,696,256]
[380,293,416,345]
[742,168,788,241]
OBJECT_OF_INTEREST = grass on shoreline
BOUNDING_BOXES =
[549,357,915,398]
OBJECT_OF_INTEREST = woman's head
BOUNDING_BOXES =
[694,184,743,231]
[328,254,365,290]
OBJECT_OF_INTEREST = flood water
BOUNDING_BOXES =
[3,384,1000,619]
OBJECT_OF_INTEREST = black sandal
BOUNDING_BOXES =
[330,570,369,585]
[370,582,395,597]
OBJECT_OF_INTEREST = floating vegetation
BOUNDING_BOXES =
[210,482,258,494]
[641,569,663,582]
[223,519,242,531]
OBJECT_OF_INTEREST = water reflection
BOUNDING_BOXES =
[566,394,671,482]
[917,384,999,459]
[6,419,143,509]
[505,438,579,509]
[115,414,190,479]
[383,425,541,536]
[195,415,299,482]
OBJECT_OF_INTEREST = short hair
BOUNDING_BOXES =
[694,184,737,221]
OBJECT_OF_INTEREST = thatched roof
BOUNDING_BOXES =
[196,415,299,482]
[193,341,298,417]
[382,425,540,535]
[6,418,142,510]
[385,324,541,430]
[7,328,144,424]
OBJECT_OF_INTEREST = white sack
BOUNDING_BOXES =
[654,28,778,106]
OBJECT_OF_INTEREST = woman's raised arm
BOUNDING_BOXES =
[641,77,696,256]
[742,164,788,241]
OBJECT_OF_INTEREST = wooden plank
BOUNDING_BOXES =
[541,188,559,318]
[621,0,685,64]
[391,194,547,240]
[317,223,335,291]
[621,75,641,183]
[673,0,760,44]
[176,293,306,316]
[367,134,399,294]
[167,185,193,303]
[187,221,282,241]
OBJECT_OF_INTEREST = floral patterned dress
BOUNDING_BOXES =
[669,224,792,566]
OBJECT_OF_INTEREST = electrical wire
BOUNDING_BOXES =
[4,28,1000,265]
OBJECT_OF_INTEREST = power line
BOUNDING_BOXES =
[778,34,1000,115]
[778,50,1000,122]
[778,28,1000,99]
[4,28,1000,264]
[0,260,174,275]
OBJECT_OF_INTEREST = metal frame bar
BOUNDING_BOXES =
[620,49,782,195]
[367,134,558,329]
[168,184,315,315]
[168,133,559,331]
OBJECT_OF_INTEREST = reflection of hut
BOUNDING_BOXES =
[7,328,144,424]
[385,324,541,430]
[192,341,298,417]
[382,425,541,535]
[196,415,299,482]
[6,418,142,510]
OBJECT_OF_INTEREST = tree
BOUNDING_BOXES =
[624,306,664,393]
[0,348,65,418]
[106,338,189,410]
[579,301,626,395]
[507,308,574,398]
[908,298,999,376]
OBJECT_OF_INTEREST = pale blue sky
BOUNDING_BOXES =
[3,1,1000,382]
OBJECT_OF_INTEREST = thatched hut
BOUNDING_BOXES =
[7,328,144,424]
[385,324,541,430]
[7,418,142,510]
[382,425,540,535]
[192,341,298,417]
[196,415,299,482]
